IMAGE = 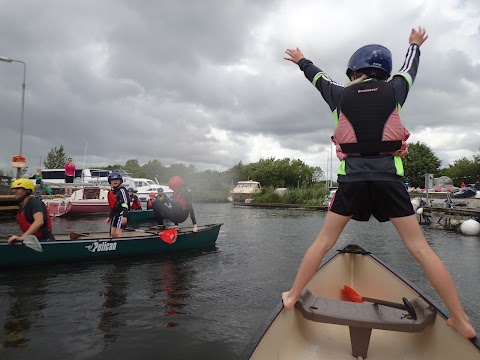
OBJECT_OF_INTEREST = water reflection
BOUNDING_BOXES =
[149,258,192,328]
[0,272,48,348]
[0,203,478,360]
[98,264,129,344]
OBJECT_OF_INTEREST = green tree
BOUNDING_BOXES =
[124,159,141,177]
[403,142,441,187]
[166,163,198,184]
[141,159,166,182]
[439,155,480,186]
[230,157,319,188]
[43,145,67,169]
[227,161,249,185]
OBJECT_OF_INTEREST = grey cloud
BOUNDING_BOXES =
[0,0,479,174]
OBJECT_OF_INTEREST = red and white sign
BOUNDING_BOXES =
[11,155,27,168]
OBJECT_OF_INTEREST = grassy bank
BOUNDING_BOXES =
[253,186,330,206]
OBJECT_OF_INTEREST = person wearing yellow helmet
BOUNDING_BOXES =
[8,178,55,244]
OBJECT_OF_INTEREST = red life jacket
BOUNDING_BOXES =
[332,81,410,160]
[131,196,142,210]
[146,199,154,208]
[108,190,117,209]
[173,190,188,211]
[17,198,53,239]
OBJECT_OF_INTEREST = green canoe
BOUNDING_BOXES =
[128,209,156,222]
[0,223,222,268]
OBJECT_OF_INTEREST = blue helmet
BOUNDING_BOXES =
[108,170,123,183]
[346,44,392,80]
[128,187,134,193]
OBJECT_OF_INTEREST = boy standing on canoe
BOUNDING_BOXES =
[106,170,130,238]
[282,27,476,339]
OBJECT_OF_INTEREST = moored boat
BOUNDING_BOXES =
[241,244,480,359]
[44,186,110,217]
[128,177,173,201]
[0,223,222,268]
[228,180,261,203]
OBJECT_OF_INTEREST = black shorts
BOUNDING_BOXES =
[111,214,127,229]
[329,181,414,222]
[65,175,74,183]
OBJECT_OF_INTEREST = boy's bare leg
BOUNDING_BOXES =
[282,211,351,309]
[391,215,477,339]
[111,228,122,238]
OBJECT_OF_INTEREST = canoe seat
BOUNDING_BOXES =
[295,289,436,358]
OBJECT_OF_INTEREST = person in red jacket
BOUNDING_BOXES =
[128,188,142,211]
[152,176,197,232]
[64,157,76,183]
[8,178,55,243]
[146,192,156,210]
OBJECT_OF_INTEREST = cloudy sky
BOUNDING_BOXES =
[1,0,479,178]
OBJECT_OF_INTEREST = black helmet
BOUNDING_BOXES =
[108,170,123,183]
[346,44,392,80]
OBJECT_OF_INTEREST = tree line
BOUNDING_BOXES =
[26,142,480,190]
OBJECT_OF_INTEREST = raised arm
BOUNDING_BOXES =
[284,47,344,112]
[390,26,428,106]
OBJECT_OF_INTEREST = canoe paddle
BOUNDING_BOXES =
[69,232,90,240]
[125,228,178,244]
[343,285,417,320]
[1,235,43,253]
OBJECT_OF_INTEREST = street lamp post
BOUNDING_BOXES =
[0,56,27,179]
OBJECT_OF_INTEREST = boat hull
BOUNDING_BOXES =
[229,192,256,202]
[0,224,222,268]
[46,199,110,217]
[242,244,480,359]
[128,209,156,222]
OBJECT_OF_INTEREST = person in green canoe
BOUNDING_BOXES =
[282,27,476,339]
[8,178,55,243]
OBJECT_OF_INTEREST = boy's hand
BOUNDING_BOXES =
[409,27,428,47]
[284,47,305,64]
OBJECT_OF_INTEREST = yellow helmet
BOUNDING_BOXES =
[11,178,36,192]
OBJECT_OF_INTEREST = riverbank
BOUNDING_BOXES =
[232,202,327,211]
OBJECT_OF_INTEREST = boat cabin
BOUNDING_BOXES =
[229,180,262,202]
[30,169,117,185]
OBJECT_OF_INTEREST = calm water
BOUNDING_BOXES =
[0,203,479,359]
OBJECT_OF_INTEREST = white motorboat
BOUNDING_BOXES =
[228,180,262,202]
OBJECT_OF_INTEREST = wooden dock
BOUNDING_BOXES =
[418,206,480,229]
